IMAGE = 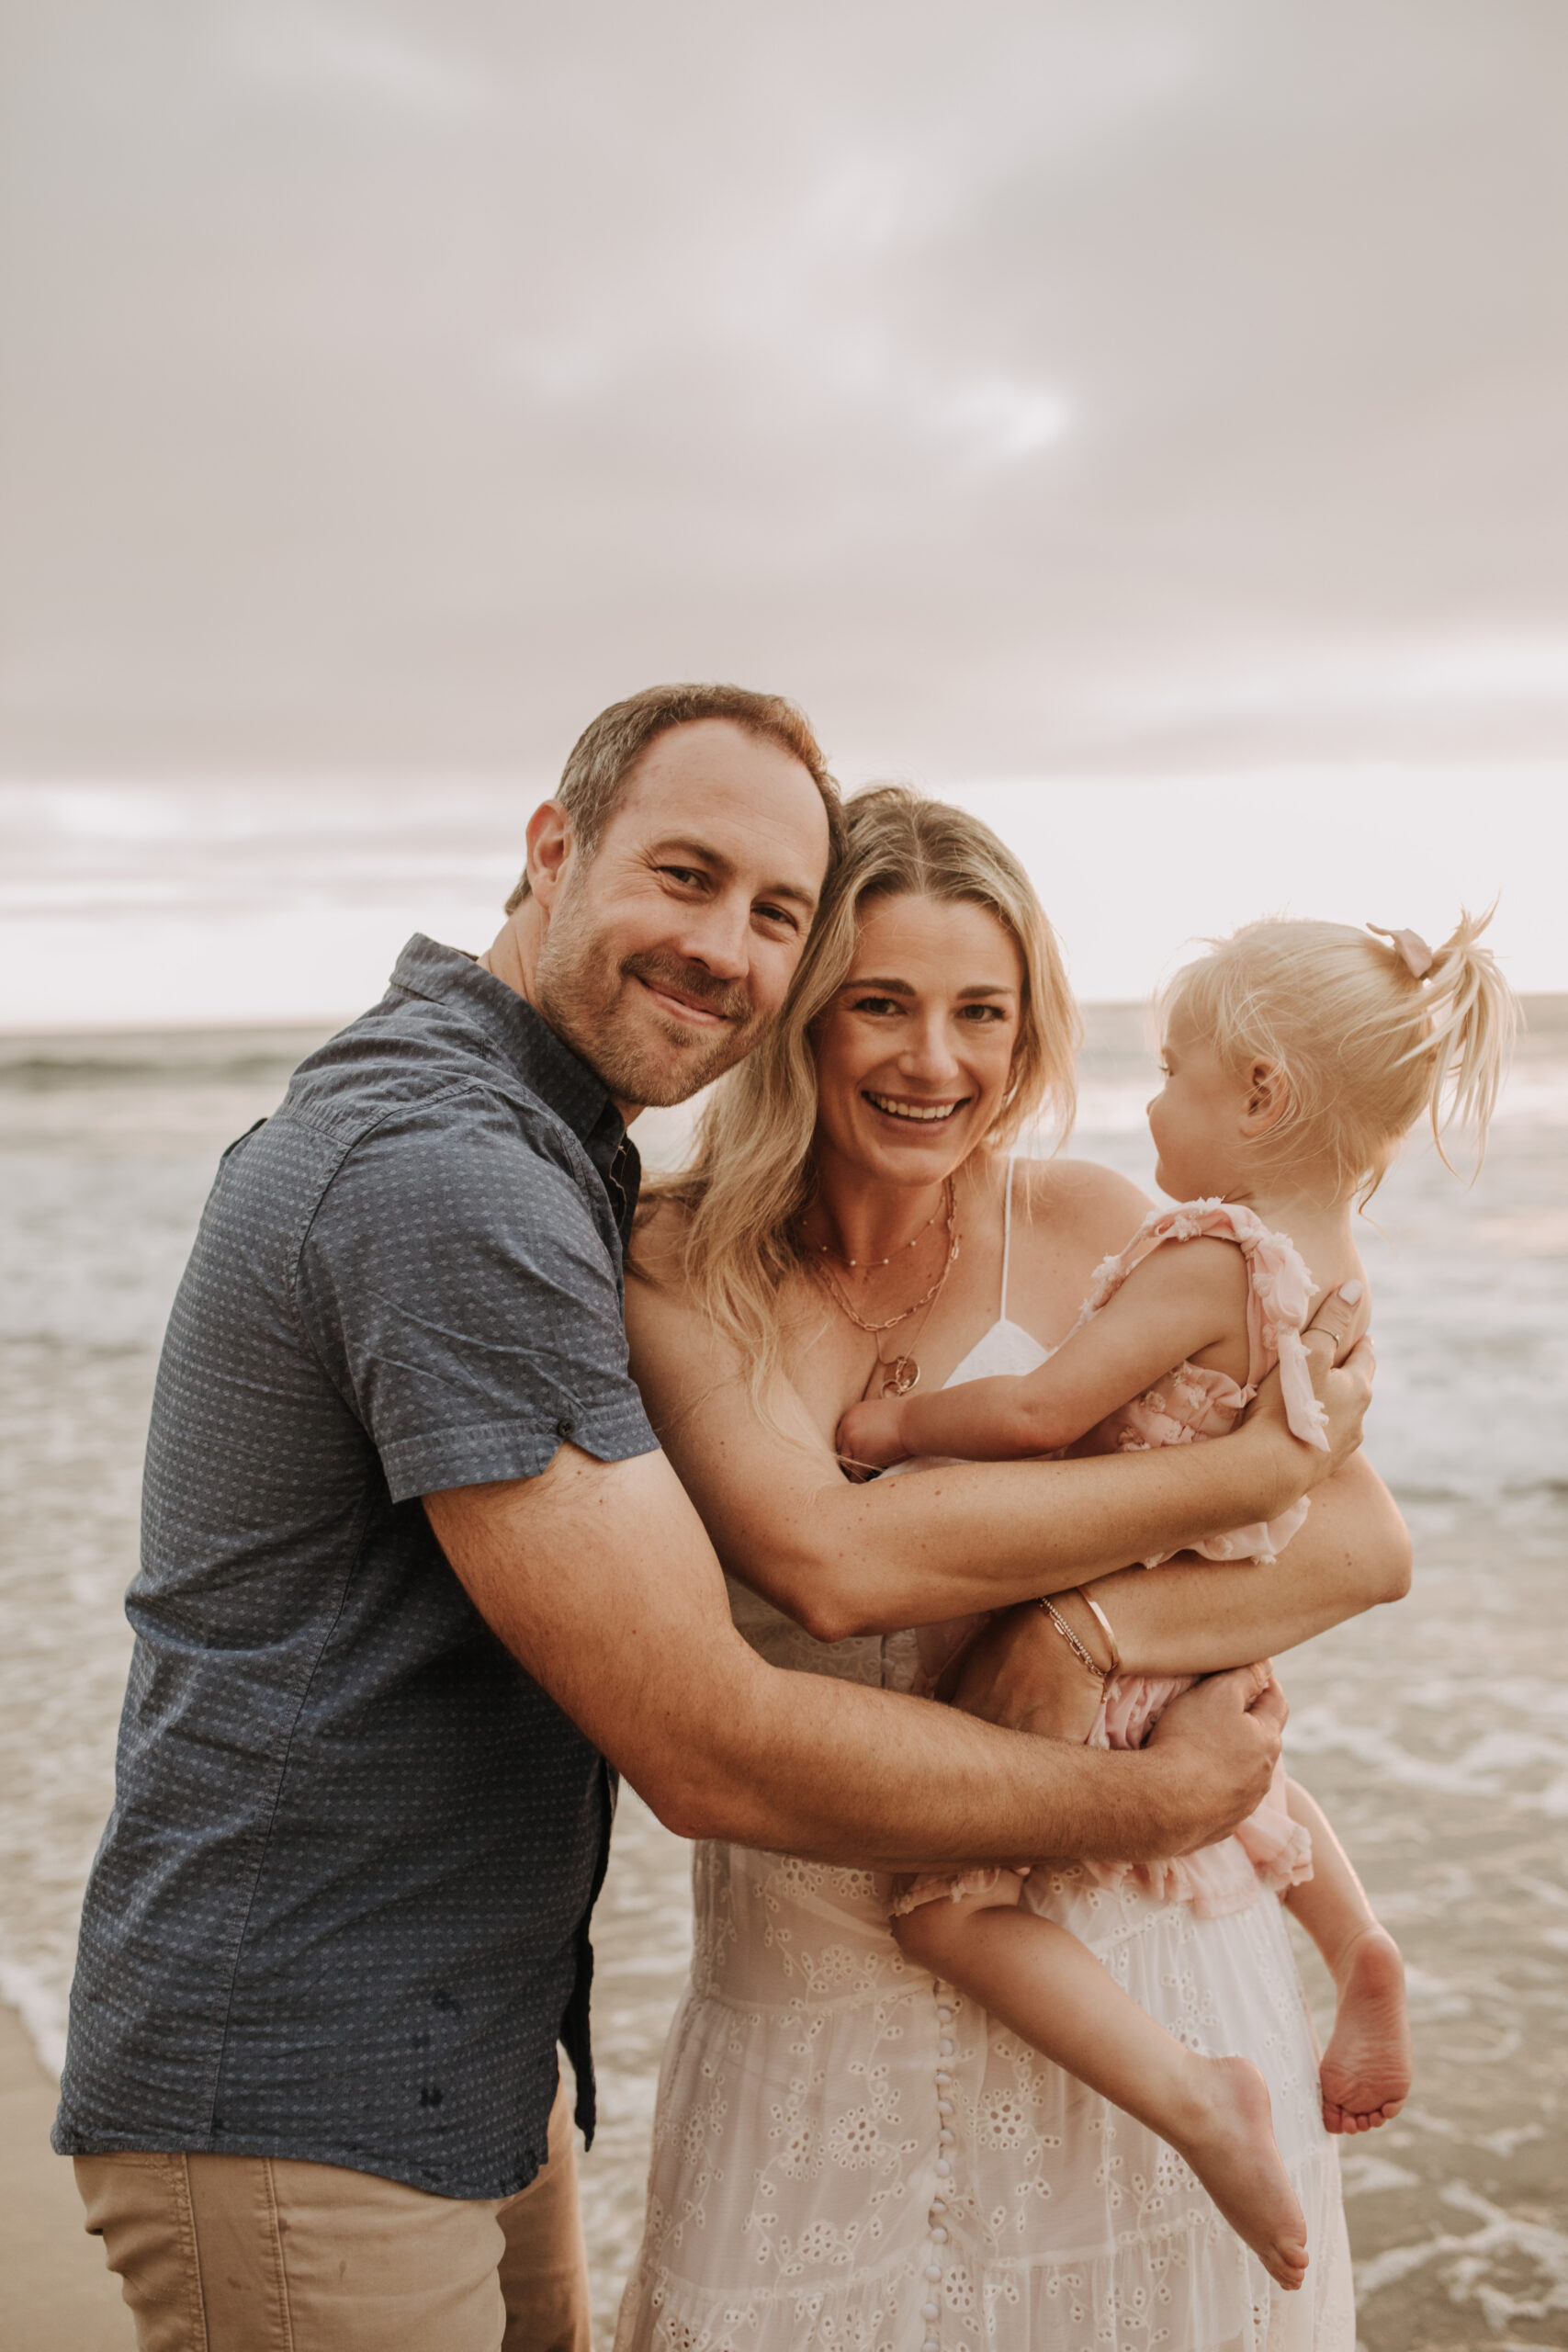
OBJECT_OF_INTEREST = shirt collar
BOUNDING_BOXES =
[389,934,640,1238]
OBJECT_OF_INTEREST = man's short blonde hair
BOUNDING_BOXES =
[504,683,844,911]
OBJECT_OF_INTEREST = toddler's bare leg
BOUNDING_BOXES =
[1282,1779,1411,2134]
[893,1879,1308,2291]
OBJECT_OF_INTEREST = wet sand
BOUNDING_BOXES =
[0,2002,130,2347]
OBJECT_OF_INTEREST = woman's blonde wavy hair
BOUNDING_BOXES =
[1162,907,1518,1204]
[640,786,1079,1397]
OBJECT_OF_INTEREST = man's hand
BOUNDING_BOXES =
[1144,1665,1287,1855]
[1245,1285,1376,1509]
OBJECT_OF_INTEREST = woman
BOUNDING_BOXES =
[614,789,1361,2349]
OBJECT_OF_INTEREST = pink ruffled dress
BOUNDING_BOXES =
[1079,1199,1325,1916]
[900,1196,1328,1922]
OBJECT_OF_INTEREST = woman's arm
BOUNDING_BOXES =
[1087,1452,1412,1668]
[839,1235,1250,1469]
[626,1268,1374,1645]
[942,1453,1411,1736]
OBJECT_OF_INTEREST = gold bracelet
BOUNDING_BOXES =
[1036,1589,1122,1682]
[1036,1596,1108,1682]
[1076,1588,1122,1676]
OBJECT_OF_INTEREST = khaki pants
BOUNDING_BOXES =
[73,2078,592,2352]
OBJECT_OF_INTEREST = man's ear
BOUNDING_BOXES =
[1240,1059,1290,1138]
[525,799,574,914]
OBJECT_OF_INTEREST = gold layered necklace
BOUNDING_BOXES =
[809,1177,961,1397]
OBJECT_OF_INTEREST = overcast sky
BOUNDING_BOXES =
[3,1,1566,1020]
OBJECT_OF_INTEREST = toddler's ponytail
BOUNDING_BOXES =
[1375,906,1516,1169]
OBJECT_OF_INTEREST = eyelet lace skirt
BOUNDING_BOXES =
[614,1831,1353,2352]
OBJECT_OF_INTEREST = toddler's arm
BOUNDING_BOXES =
[838,1233,1248,1469]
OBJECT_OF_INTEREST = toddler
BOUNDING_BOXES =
[838,911,1516,2291]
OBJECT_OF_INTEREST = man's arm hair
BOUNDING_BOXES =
[423,1443,1286,1871]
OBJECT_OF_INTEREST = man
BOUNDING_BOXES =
[57,684,1396,2350]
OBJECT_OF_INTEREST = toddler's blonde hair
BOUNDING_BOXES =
[1163,909,1518,1203]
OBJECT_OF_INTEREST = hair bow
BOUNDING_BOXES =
[1368,923,1435,979]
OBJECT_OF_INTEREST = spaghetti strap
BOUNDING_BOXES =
[1000,1149,1020,1320]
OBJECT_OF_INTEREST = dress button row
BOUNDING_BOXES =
[926,1992,957,2347]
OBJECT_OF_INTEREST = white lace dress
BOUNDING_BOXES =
[615,1255,1355,2350]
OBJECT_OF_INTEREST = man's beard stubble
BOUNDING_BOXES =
[534,921,761,1108]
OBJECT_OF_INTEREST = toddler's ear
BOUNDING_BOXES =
[1240,1060,1290,1137]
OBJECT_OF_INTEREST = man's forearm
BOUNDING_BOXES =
[652,1643,1243,1870]
[428,1445,1286,1889]
[1083,1454,1411,1677]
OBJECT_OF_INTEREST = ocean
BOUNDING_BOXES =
[1,1001,1564,2348]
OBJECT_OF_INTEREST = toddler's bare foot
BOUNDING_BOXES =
[1320,1925,1411,2134]
[1170,2053,1309,2292]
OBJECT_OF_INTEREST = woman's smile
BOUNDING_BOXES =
[862,1089,973,1125]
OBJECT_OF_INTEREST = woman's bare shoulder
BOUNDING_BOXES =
[1015,1153,1153,1246]
[626,1194,696,1314]
[630,1189,688,1259]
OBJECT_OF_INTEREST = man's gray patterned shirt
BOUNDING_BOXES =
[54,936,660,2198]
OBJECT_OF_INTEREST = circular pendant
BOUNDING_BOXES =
[880,1357,920,1398]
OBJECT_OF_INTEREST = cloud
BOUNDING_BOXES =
[222,4,490,119]
[1,0,1565,788]
[934,378,1072,468]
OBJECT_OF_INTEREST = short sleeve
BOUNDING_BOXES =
[294,1091,660,1502]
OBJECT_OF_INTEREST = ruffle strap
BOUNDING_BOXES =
[1080,1196,1330,1450]
[1276,1323,1330,1452]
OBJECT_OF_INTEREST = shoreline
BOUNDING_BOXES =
[0,1999,131,2346]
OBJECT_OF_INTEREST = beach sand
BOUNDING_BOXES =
[0,2002,130,2347]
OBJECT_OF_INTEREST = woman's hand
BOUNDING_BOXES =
[1244,1287,1375,1512]
[835,1396,909,1475]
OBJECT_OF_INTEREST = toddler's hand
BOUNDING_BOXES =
[836,1397,908,1474]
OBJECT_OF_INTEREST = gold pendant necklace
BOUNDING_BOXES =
[874,1346,925,1399]
[812,1177,961,1397]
